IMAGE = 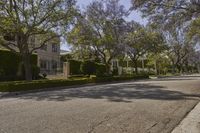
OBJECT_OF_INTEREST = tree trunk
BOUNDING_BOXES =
[154,60,158,75]
[105,63,111,75]
[177,65,182,74]
[133,60,138,74]
[22,53,32,81]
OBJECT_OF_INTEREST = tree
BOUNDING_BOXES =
[80,60,96,77]
[0,0,76,80]
[67,0,129,74]
[163,28,195,73]
[147,52,171,75]
[188,17,200,43]
[60,53,73,62]
[131,0,200,74]
[131,0,200,28]
[125,22,164,74]
[67,18,97,61]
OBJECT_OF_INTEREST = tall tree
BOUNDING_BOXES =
[164,28,196,73]
[125,22,164,74]
[0,0,76,80]
[131,0,200,28]
[68,0,129,73]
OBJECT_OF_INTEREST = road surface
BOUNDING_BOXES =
[0,75,200,133]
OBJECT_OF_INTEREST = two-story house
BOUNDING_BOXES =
[36,43,61,75]
[1,34,61,75]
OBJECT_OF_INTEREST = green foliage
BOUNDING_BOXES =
[119,60,148,68]
[146,53,171,75]
[0,75,149,92]
[131,0,200,29]
[80,60,96,76]
[188,18,200,40]
[0,0,76,80]
[112,68,119,76]
[67,0,129,72]
[0,50,21,76]
[60,54,73,62]
[32,65,40,80]
[0,50,38,81]
[0,79,90,92]
[69,60,82,75]
[68,60,107,77]
[95,63,107,77]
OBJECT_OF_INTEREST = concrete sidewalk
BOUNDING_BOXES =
[172,102,200,133]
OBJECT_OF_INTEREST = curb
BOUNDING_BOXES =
[172,102,200,133]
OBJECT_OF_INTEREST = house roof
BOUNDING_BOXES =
[60,50,70,55]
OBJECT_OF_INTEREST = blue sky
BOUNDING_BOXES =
[77,0,147,24]
[61,0,147,50]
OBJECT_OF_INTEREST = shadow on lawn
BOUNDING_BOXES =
[1,82,200,103]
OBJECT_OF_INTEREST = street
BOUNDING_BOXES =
[0,75,200,133]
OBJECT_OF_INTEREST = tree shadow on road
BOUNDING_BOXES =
[1,84,200,102]
[1,83,200,102]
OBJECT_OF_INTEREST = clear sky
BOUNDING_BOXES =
[76,0,147,24]
[61,0,147,50]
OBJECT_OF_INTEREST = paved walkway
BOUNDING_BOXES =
[172,102,200,133]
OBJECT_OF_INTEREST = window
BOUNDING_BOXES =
[41,44,47,51]
[40,60,47,69]
[52,44,58,52]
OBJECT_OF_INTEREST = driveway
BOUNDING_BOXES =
[0,75,200,133]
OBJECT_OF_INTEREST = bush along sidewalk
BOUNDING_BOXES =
[0,75,149,92]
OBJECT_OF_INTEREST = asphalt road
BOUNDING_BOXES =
[0,75,200,133]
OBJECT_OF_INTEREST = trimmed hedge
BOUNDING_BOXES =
[0,79,90,92]
[0,74,149,92]
[69,60,82,75]
[0,50,38,81]
[95,63,107,77]
[80,60,96,76]
[68,60,107,77]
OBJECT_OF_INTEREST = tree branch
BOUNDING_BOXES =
[30,34,60,53]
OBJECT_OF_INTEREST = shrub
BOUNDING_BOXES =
[69,60,82,75]
[0,74,149,92]
[32,65,40,80]
[0,79,90,92]
[95,63,106,77]
[80,60,96,76]
[19,64,40,80]
[112,68,118,76]
[0,68,5,76]
[0,50,37,81]
[42,73,47,78]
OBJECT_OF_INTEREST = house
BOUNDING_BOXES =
[35,43,61,75]
[0,35,61,75]
[110,56,148,75]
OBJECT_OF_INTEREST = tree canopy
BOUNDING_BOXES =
[0,0,76,80]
